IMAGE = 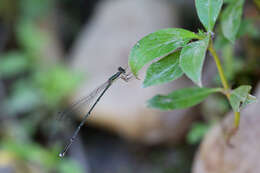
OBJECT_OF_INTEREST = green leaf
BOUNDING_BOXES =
[34,65,82,107]
[58,160,83,173]
[180,36,209,86]
[224,0,235,4]
[195,0,223,31]
[148,87,221,110]
[229,85,252,112]
[129,28,199,77]
[214,32,230,51]
[187,122,210,144]
[0,52,29,78]
[221,0,245,43]
[241,94,257,109]
[17,20,48,55]
[237,19,260,39]
[20,0,52,20]
[4,80,41,114]
[143,51,183,87]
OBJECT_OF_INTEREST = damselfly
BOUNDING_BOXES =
[58,67,131,157]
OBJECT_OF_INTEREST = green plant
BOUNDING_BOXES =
[0,1,83,171]
[128,0,257,141]
[187,122,210,144]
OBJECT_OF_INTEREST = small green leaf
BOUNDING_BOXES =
[180,36,209,86]
[148,87,221,110]
[0,52,29,78]
[229,85,252,112]
[143,51,183,87]
[221,0,245,43]
[17,21,48,55]
[187,122,210,144]
[241,94,257,109]
[129,28,199,77]
[195,0,223,31]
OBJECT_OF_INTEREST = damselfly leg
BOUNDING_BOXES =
[120,73,133,82]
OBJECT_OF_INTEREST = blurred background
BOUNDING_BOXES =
[0,0,259,173]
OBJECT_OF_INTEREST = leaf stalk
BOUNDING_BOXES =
[208,38,241,142]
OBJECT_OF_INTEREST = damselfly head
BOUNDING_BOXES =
[59,152,65,158]
[118,66,126,73]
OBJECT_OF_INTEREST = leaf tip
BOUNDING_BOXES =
[128,66,139,79]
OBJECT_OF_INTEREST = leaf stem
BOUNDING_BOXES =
[208,38,241,142]
[208,40,230,95]
[234,111,240,128]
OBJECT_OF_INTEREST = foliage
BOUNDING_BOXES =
[143,51,183,87]
[195,0,223,31]
[128,0,257,138]
[148,87,221,110]
[179,36,209,86]
[187,122,210,144]
[0,0,83,172]
[129,28,199,77]
[0,123,82,173]
[229,85,256,112]
[221,0,245,43]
